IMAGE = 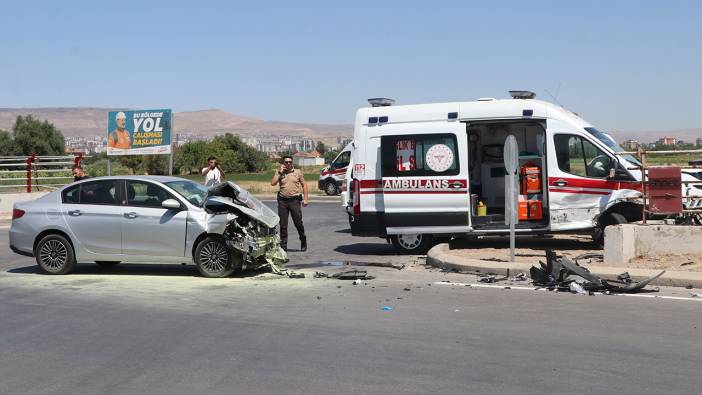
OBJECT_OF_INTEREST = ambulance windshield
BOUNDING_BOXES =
[584,127,641,167]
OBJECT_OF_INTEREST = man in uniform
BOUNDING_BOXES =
[271,155,308,251]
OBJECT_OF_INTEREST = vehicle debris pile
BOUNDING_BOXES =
[530,250,665,294]
[205,182,288,273]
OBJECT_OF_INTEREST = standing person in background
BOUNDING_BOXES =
[72,165,89,182]
[271,155,308,252]
[202,156,224,187]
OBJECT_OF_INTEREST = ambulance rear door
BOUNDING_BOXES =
[379,122,470,235]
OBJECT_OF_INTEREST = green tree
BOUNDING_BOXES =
[323,150,338,164]
[174,140,209,174]
[12,115,65,155]
[315,141,326,154]
[0,130,18,156]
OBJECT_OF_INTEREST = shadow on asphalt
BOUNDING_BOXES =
[334,228,352,234]
[334,243,398,256]
[7,264,270,278]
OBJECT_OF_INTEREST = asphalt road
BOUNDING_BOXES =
[0,202,701,394]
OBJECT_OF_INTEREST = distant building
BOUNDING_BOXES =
[658,136,677,146]
[292,150,324,166]
[621,140,639,151]
[696,138,702,148]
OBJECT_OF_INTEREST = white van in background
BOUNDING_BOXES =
[346,92,701,253]
[318,142,352,196]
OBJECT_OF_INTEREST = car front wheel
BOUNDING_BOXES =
[35,234,76,275]
[194,236,235,278]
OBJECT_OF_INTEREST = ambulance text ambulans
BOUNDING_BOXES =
[346,92,697,253]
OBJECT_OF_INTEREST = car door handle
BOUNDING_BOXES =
[449,181,464,189]
[68,210,82,216]
[124,212,138,219]
[554,179,568,187]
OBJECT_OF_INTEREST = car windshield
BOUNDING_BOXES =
[165,180,208,206]
[584,127,641,167]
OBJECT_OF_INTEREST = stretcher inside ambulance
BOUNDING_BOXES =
[346,92,668,253]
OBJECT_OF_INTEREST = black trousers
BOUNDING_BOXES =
[277,196,306,246]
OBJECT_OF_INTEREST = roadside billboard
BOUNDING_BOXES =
[107,109,172,156]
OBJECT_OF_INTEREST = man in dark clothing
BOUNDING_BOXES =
[271,155,308,251]
[72,165,89,182]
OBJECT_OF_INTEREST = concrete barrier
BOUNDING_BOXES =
[604,224,702,264]
[0,192,49,217]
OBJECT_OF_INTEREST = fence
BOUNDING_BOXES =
[0,154,84,193]
[618,148,702,224]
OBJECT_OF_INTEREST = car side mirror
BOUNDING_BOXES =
[162,199,182,210]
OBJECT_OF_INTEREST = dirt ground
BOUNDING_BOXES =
[447,234,702,272]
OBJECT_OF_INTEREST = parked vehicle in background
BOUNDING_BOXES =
[318,143,352,195]
[9,176,286,277]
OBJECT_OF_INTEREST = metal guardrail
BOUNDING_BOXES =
[0,154,85,192]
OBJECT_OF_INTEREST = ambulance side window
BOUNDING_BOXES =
[381,134,459,177]
[332,151,350,169]
[554,134,612,178]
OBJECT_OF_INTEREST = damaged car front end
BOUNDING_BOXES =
[193,182,287,277]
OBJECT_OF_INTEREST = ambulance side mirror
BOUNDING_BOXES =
[608,167,616,179]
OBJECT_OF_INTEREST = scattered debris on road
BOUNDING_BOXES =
[530,250,664,294]
[314,269,375,280]
[381,305,394,311]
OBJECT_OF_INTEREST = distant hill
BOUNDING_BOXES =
[0,107,353,139]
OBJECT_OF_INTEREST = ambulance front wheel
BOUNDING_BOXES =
[324,181,339,196]
[592,212,627,248]
[390,234,433,254]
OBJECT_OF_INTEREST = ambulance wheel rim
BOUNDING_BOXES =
[397,234,422,250]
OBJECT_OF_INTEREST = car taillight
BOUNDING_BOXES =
[12,208,25,220]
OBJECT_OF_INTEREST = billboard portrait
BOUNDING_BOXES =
[107,109,172,156]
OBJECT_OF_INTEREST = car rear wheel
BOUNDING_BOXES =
[95,261,120,267]
[194,236,235,278]
[390,234,433,254]
[324,181,339,196]
[35,234,76,275]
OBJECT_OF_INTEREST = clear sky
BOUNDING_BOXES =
[1,0,701,132]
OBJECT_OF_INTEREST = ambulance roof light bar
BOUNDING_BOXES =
[509,90,536,99]
[368,98,395,107]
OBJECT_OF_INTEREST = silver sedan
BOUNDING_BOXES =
[9,176,286,277]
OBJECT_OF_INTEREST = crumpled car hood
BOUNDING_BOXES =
[205,182,280,229]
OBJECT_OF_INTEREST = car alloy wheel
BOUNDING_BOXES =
[199,240,229,274]
[39,240,68,271]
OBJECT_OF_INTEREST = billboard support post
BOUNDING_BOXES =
[107,158,111,176]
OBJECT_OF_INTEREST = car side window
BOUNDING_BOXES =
[554,134,612,178]
[79,180,120,205]
[126,181,174,208]
[62,184,80,204]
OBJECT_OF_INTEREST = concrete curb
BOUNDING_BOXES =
[426,243,702,289]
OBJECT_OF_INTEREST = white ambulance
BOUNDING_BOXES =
[347,92,655,253]
[318,143,352,195]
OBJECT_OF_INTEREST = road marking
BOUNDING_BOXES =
[434,282,702,303]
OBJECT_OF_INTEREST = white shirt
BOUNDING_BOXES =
[202,167,222,187]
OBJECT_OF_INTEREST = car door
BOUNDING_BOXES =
[548,130,617,230]
[61,179,123,256]
[378,125,470,234]
[121,180,188,260]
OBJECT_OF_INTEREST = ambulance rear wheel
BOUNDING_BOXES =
[324,181,339,196]
[391,234,433,254]
[592,212,627,248]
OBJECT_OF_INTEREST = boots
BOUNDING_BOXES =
[300,237,307,252]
